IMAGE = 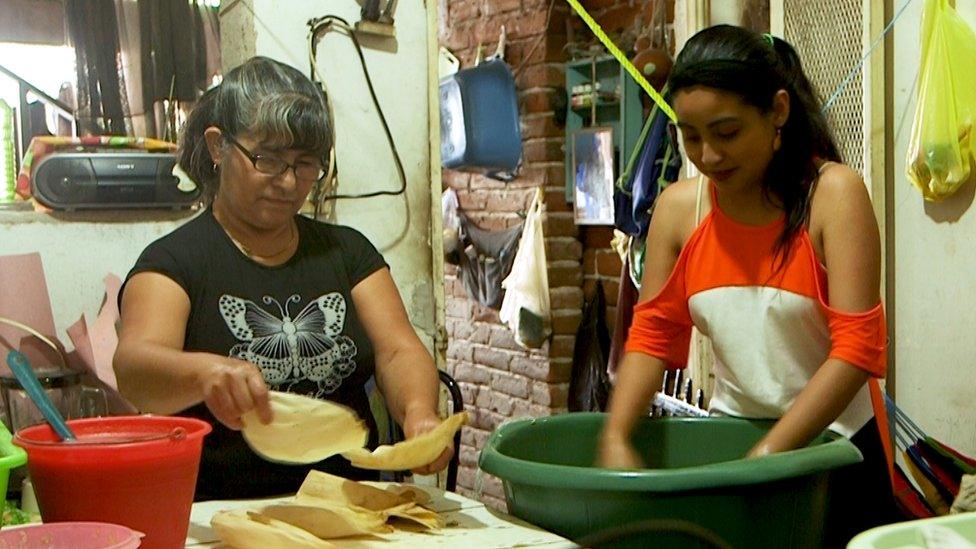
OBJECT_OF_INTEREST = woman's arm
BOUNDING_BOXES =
[352,268,449,474]
[114,272,272,429]
[598,181,697,467]
[747,165,881,456]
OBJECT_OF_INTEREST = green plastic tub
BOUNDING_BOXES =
[479,413,863,548]
[0,421,27,501]
[848,513,976,548]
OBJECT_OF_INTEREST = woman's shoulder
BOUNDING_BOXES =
[142,209,215,254]
[809,162,873,224]
[654,176,704,243]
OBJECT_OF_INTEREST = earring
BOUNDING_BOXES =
[773,127,782,152]
[212,161,219,172]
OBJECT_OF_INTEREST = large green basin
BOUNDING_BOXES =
[479,413,863,548]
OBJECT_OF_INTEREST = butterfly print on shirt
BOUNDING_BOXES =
[218,293,358,397]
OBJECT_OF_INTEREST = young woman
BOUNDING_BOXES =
[598,26,897,544]
[114,57,450,500]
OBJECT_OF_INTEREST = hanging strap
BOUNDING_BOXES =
[615,104,660,191]
[694,174,706,225]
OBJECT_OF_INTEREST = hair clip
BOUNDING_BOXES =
[762,33,775,47]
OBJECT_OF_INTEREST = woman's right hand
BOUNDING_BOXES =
[597,431,645,469]
[196,355,273,430]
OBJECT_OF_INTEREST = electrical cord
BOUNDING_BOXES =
[306,15,407,214]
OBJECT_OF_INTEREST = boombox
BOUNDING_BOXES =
[31,152,201,210]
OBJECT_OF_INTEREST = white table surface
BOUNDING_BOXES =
[185,483,572,548]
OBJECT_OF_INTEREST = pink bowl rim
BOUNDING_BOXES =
[0,521,145,546]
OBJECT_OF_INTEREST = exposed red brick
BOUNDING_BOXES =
[519,88,562,114]
[521,114,563,139]
[532,381,570,407]
[459,443,479,467]
[594,5,641,34]
[543,186,572,212]
[550,287,583,309]
[548,260,583,287]
[473,345,512,371]
[454,361,491,384]
[596,249,623,277]
[488,326,522,351]
[491,371,532,399]
[516,63,565,89]
[581,225,615,248]
[449,0,480,25]
[469,173,508,191]
[551,309,583,335]
[543,212,579,238]
[549,334,576,359]
[489,392,515,415]
[523,137,564,163]
[548,358,572,383]
[460,426,490,448]
[545,237,582,261]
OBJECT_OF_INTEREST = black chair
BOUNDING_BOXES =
[388,370,464,492]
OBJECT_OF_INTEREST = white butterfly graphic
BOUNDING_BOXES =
[218,293,358,396]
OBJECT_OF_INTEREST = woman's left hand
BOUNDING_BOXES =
[403,411,455,475]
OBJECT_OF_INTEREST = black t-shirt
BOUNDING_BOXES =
[123,209,388,500]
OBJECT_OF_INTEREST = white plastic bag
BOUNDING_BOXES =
[441,188,461,254]
[499,188,550,348]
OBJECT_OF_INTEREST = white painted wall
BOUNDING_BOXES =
[218,0,440,353]
[892,1,976,455]
[0,210,195,341]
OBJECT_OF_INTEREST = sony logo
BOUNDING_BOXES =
[116,163,136,170]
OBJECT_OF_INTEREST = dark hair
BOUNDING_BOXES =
[179,56,332,202]
[665,25,841,256]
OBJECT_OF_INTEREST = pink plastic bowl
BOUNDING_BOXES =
[0,521,143,548]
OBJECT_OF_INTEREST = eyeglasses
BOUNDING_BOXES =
[221,131,327,182]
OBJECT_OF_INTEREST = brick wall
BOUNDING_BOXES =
[439,0,668,510]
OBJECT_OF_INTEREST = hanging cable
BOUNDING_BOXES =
[306,15,407,212]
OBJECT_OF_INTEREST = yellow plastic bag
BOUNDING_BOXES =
[907,0,976,201]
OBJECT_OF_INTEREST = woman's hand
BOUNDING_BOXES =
[597,431,645,469]
[403,410,454,475]
[196,354,273,430]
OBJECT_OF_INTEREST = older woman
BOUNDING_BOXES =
[114,56,449,500]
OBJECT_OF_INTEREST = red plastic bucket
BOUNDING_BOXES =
[14,415,211,549]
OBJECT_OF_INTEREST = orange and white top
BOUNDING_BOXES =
[625,183,886,437]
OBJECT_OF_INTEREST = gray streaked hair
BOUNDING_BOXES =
[179,56,332,202]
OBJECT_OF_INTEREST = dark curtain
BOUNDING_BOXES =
[66,0,130,136]
[138,0,219,140]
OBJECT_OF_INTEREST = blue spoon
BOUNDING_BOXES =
[6,350,77,441]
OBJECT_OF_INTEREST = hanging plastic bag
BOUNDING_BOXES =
[441,188,461,255]
[568,281,611,412]
[906,0,976,201]
[499,188,550,348]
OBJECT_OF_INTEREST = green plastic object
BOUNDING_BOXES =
[479,413,864,548]
[848,513,976,548]
[0,420,28,502]
[0,99,16,203]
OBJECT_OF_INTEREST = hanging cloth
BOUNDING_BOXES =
[448,212,523,310]
[614,102,681,238]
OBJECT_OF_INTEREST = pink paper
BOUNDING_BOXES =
[66,275,135,414]
[0,253,63,372]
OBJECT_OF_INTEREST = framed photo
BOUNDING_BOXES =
[571,126,615,225]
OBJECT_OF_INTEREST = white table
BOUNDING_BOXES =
[185,483,571,548]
